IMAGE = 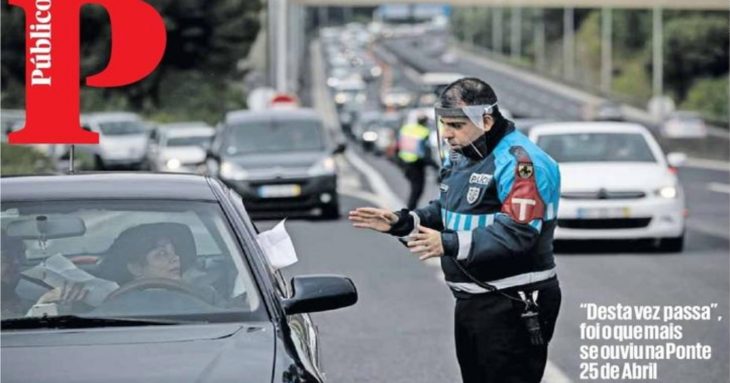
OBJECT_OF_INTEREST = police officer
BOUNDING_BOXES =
[397,115,436,210]
[349,78,561,383]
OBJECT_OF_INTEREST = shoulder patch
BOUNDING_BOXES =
[502,146,545,223]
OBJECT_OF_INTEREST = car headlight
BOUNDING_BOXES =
[362,131,378,142]
[335,93,348,104]
[656,186,678,199]
[370,66,382,77]
[166,158,181,170]
[220,161,249,181]
[308,157,336,176]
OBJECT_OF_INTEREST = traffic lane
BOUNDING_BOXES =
[551,247,729,383]
[381,37,583,120]
[355,143,728,252]
[383,36,580,120]
[347,143,440,210]
[256,195,461,383]
[679,165,730,239]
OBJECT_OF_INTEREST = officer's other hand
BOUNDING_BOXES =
[407,225,444,260]
[348,207,399,232]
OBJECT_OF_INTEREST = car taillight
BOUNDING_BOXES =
[668,166,678,175]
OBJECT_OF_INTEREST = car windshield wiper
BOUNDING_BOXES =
[1,315,191,330]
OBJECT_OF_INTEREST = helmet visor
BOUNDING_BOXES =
[434,103,497,130]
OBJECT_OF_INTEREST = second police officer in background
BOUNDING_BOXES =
[350,78,562,383]
[396,114,438,210]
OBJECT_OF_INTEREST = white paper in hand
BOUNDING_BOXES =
[256,219,298,269]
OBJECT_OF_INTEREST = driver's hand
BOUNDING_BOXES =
[348,207,399,233]
[37,281,88,304]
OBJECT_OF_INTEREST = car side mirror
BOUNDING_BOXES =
[282,275,357,315]
[333,142,347,155]
[206,148,219,161]
[666,152,687,168]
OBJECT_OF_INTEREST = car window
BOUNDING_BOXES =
[98,120,146,136]
[166,135,212,148]
[536,132,657,163]
[0,200,265,322]
[225,119,325,155]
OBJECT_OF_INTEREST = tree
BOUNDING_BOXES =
[663,14,729,101]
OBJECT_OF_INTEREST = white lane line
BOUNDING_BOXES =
[315,40,572,383]
[344,149,403,211]
[707,182,730,194]
[685,158,730,172]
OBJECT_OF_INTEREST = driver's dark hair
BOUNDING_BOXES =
[439,77,504,122]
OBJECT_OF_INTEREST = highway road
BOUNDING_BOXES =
[252,39,730,383]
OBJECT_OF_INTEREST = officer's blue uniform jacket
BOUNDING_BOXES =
[395,121,561,298]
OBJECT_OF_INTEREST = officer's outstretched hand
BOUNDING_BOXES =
[407,225,444,260]
[348,207,398,233]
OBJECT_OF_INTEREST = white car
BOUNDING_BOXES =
[79,112,150,170]
[148,123,214,173]
[660,111,708,139]
[529,122,686,252]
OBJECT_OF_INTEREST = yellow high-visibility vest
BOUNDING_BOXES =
[398,123,430,163]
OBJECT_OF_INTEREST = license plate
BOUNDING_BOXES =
[258,184,301,198]
[576,207,631,219]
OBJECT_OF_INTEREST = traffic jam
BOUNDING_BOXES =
[1,3,729,383]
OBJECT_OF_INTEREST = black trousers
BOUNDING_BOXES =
[403,162,426,210]
[454,282,561,383]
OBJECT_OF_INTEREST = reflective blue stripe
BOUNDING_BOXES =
[529,219,543,232]
[443,210,496,231]
[463,214,472,230]
[447,211,455,229]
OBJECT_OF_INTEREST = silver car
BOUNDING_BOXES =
[148,123,215,173]
[80,112,150,170]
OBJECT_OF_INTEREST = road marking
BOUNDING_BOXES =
[707,182,730,194]
[344,150,403,211]
[685,158,730,172]
[314,39,573,383]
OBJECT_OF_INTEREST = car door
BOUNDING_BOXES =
[223,187,322,373]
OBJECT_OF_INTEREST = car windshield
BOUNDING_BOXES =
[167,136,212,148]
[98,121,147,136]
[0,200,265,324]
[225,119,325,154]
[536,132,657,163]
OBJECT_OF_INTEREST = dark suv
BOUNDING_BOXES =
[207,109,345,219]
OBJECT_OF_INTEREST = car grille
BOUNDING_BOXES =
[557,218,652,229]
[561,190,646,200]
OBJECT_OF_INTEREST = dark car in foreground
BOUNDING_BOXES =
[207,109,345,219]
[0,173,357,383]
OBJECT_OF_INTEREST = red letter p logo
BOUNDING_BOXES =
[8,0,166,144]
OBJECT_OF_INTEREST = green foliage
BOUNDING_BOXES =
[681,76,729,122]
[1,144,55,175]
[612,56,653,103]
[664,15,729,101]
[150,70,247,125]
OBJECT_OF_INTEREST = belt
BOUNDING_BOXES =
[446,267,557,294]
